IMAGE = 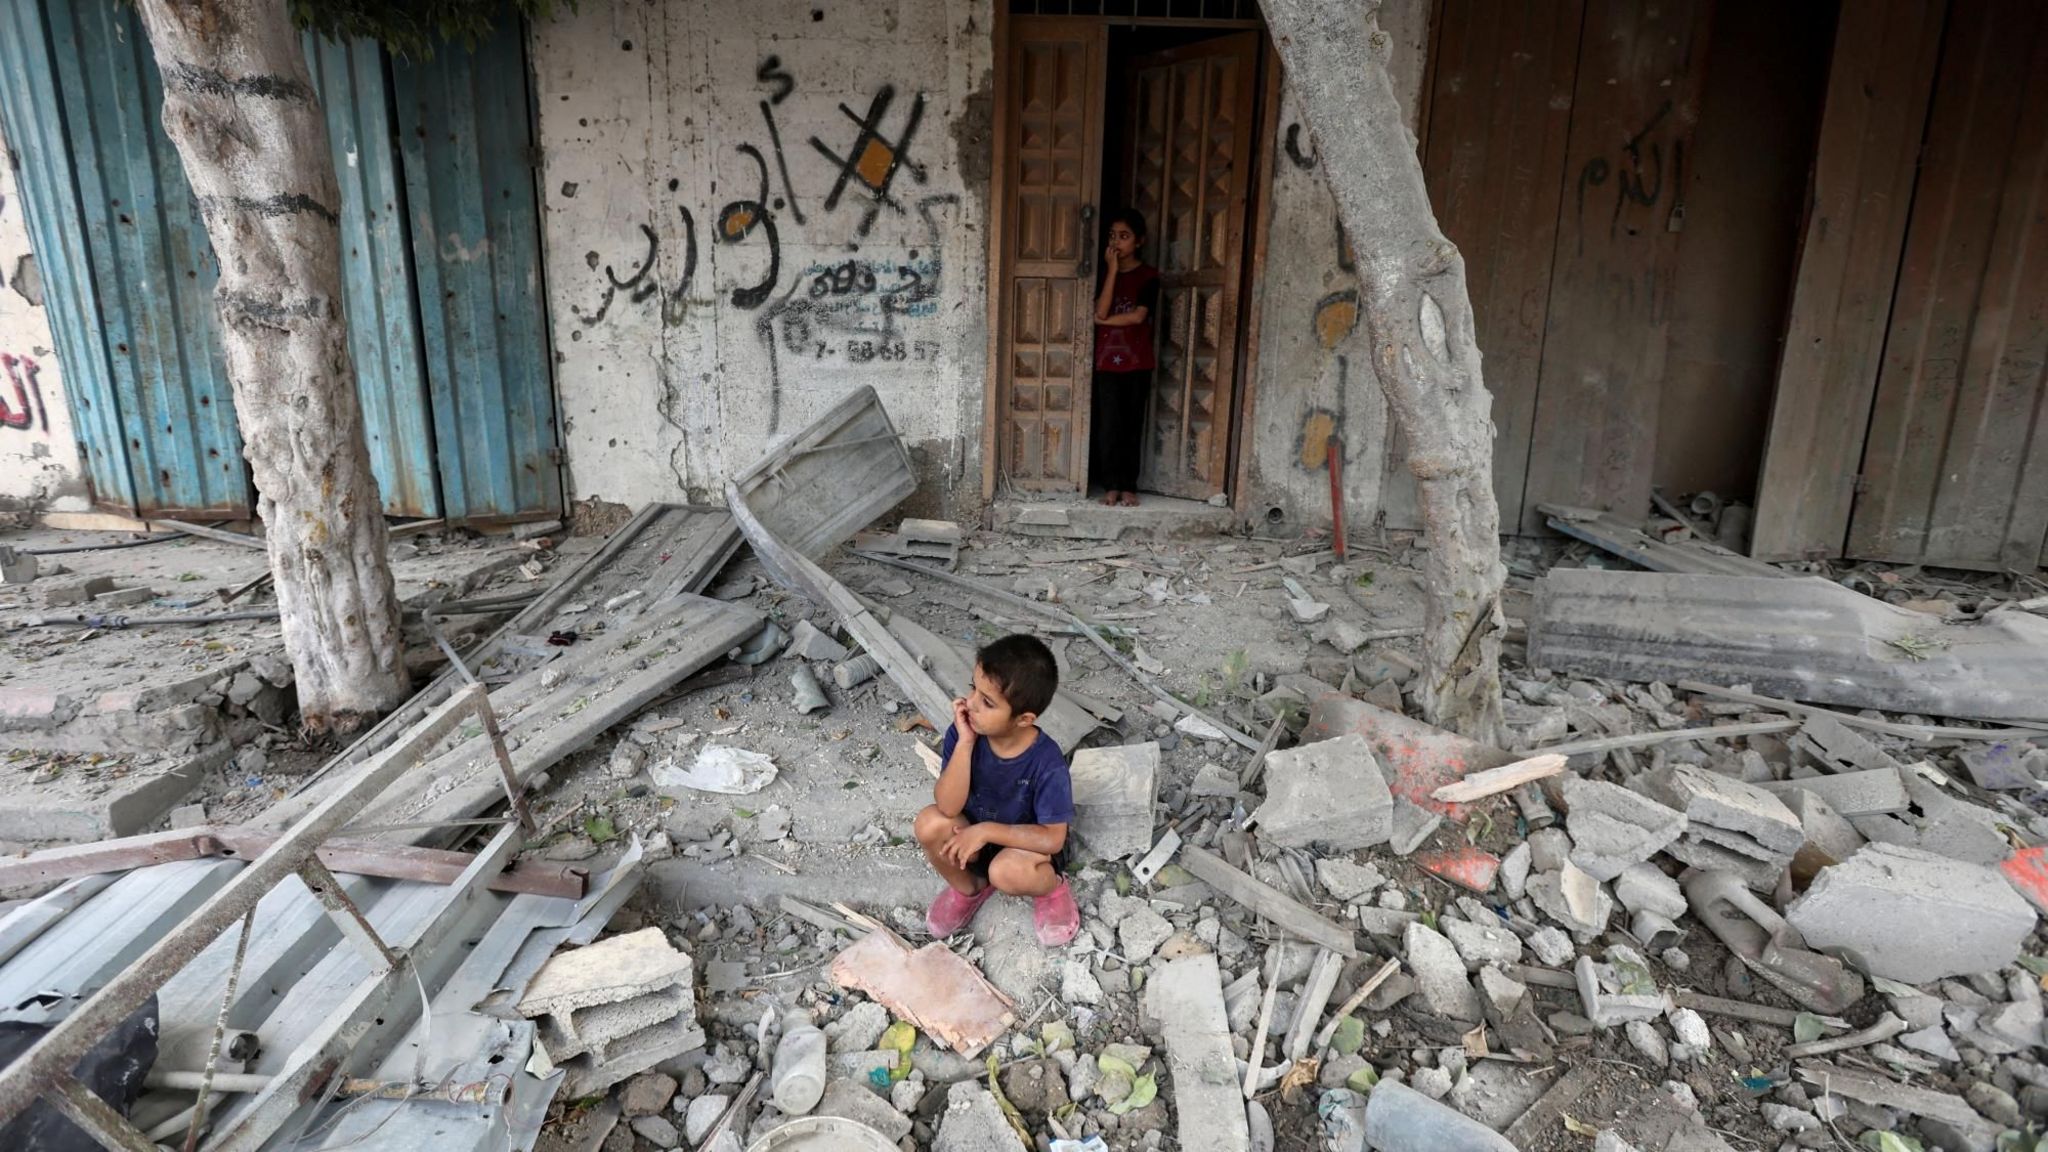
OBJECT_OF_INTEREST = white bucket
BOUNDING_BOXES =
[743,1116,902,1152]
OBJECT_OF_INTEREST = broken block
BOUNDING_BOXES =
[1787,843,2038,983]
[1139,955,1251,1152]
[786,619,851,663]
[1759,768,1909,818]
[1067,742,1159,860]
[42,575,114,607]
[1404,922,1481,1022]
[1636,764,1802,856]
[0,547,37,585]
[519,927,694,1018]
[934,1083,1026,1152]
[1575,948,1670,1027]
[1563,777,1687,881]
[1251,734,1392,850]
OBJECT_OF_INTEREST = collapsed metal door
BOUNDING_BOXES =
[0,0,559,523]
[1845,0,2048,570]
[394,17,562,524]
[999,17,1108,493]
[1126,31,1260,501]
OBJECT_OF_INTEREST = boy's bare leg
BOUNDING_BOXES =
[987,847,1061,898]
[914,804,981,895]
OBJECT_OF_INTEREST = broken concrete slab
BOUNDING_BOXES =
[1575,949,1671,1027]
[1784,789,1867,883]
[816,1079,913,1143]
[0,743,227,844]
[1795,1063,2002,1152]
[1528,864,1613,938]
[1635,764,1803,856]
[1364,1079,1519,1152]
[1613,863,1687,919]
[1251,734,1392,850]
[1786,843,2036,983]
[1316,858,1385,903]
[1758,768,1910,818]
[786,619,851,663]
[1139,955,1252,1152]
[1443,918,1522,967]
[1067,742,1160,861]
[1405,922,1482,1022]
[1562,777,1688,881]
[1527,569,2048,723]
[1959,741,2038,791]
[1302,695,1514,820]
[520,927,693,1018]
[1387,796,1442,856]
[1849,770,2013,866]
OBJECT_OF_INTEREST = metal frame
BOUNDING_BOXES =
[0,682,531,1151]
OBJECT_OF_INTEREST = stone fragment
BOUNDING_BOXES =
[622,1072,678,1117]
[520,928,692,1018]
[825,1001,891,1053]
[1758,768,1909,818]
[1442,918,1521,967]
[787,619,851,663]
[1563,778,1687,881]
[1785,843,2037,983]
[1068,742,1159,861]
[934,1083,1026,1152]
[1667,1008,1710,1051]
[1625,1019,1668,1066]
[1613,863,1686,919]
[817,1079,913,1142]
[1387,796,1442,856]
[1405,923,1481,1022]
[1119,906,1174,963]
[1190,761,1240,798]
[1575,951,1670,1027]
[1316,857,1385,902]
[1760,1103,1818,1132]
[1139,955,1251,1152]
[1636,764,1803,855]
[1499,842,1533,900]
[1958,741,2036,791]
[683,1095,728,1143]
[43,575,114,606]
[1527,927,1576,967]
[630,1115,680,1148]
[1363,1080,1518,1152]
[94,586,156,608]
[1251,734,1393,850]
[1061,959,1104,1006]
[1527,866,1613,938]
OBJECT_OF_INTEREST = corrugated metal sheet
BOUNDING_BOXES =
[306,34,441,518]
[0,845,646,1151]
[1848,0,2048,570]
[44,0,251,517]
[0,0,136,510]
[394,18,562,524]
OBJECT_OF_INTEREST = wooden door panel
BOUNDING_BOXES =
[1002,19,1105,491]
[1518,0,1712,532]
[1129,31,1259,499]
[1417,0,1586,529]
[1846,0,2048,569]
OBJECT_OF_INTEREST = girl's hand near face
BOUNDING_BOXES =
[1103,244,1121,275]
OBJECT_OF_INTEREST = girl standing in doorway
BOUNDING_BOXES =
[1092,209,1158,508]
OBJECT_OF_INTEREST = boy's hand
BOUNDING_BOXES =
[952,697,975,742]
[942,823,993,868]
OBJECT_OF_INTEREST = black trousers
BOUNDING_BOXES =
[1090,369,1150,492]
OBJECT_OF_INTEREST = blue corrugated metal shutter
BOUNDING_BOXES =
[305,34,441,517]
[394,18,562,524]
[0,0,135,510]
[45,0,250,516]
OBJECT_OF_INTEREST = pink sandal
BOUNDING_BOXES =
[927,884,996,937]
[1033,880,1080,946]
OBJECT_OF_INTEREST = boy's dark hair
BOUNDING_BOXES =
[1106,206,1147,241]
[976,634,1059,717]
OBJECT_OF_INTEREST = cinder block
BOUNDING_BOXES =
[1252,734,1393,850]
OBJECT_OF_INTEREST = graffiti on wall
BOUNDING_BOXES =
[571,57,950,434]
[1575,99,1680,250]
[0,353,48,434]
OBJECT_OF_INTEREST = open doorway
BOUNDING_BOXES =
[992,11,1270,509]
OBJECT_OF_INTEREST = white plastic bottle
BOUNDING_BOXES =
[770,1006,826,1114]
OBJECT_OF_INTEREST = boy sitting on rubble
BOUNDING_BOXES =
[913,634,1081,946]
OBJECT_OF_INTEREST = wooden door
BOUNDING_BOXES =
[1000,18,1107,492]
[1127,32,1260,500]
[1845,0,2048,570]
[1517,0,1713,532]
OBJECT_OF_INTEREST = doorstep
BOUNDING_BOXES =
[991,492,1234,541]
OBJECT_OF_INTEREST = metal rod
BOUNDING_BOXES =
[147,1069,503,1104]
[1327,433,1346,562]
[427,619,535,831]
[297,856,397,970]
[49,1072,157,1152]
[184,906,257,1152]
[0,687,484,1132]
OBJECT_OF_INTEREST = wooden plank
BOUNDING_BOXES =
[1541,504,1796,578]
[1750,0,1946,561]
[1178,845,1358,956]
[1520,0,1712,533]
[1421,0,1585,528]
[1432,754,1567,803]
[1846,0,2048,569]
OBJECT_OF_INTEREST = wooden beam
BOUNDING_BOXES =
[1178,845,1358,956]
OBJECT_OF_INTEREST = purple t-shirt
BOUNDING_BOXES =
[940,724,1075,828]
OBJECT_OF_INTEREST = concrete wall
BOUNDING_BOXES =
[0,122,88,516]
[530,0,993,517]
[1242,0,1431,533]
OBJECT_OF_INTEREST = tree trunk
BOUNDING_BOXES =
[135,0,409,732]
[1260,0,1506,742]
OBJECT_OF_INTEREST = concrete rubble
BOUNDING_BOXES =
[10,445,2048,1152]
